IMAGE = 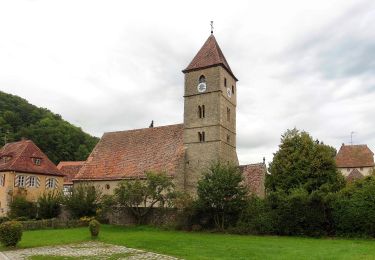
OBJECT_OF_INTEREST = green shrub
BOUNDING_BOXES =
[64,185,102,218]
[8,196,36,219]
[0,221,23,247]
[89,219,100,238]
[0,216,10,224]
[236,196,275,235]
[37,191,62,219]
[332,175,375,237]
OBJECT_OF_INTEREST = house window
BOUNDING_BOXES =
[17,175,26,187]
[46,178,56,189]
[0,174,4,186]
[199,75,206,83]
[29,176,36,187]
[1,156,12,163]
[232,85,235,94]
[224,77,227,87]
[227,107,230,121]
[227,134,230,143]
[198,132,206,142]
[32,158,42,166]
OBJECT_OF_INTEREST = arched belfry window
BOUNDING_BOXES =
[198,105,206,118]
[199,75,206,83]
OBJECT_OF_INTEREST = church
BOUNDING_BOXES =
[74,32,266,197]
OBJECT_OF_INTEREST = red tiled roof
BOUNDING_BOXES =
[0,140,63,176]
[57,161,85,185]
[335,144,374,168]
[346,168,364,182]
[240,163,266,197]
[183,34,238,81]
[74,124,184,181]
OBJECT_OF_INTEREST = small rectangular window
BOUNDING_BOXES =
[46,178,56,189]
[202,105,205,118]
[232,85,235,94]
[32,158,42,166]
[227,107,230,121]
[18,175,25,187]
[224,78,227,87]
[0,174,4,186]
[29,176,36,187]
[227,134,230,143]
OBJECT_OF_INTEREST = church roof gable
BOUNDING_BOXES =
[74,124,184,181]
[183,34,237,81]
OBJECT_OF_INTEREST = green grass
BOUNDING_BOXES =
[2,225,375,259]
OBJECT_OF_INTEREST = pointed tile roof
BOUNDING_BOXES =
[346,168,364,182]
[57,161,85,185]
[335,144,374,168]
[183,34,237,81]
[74,124,185,181]
[0,140,63,176]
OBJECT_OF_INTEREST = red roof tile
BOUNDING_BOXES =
[74,124,184,181]
[240,163,266,197]
[183,34,237,81]
[335,144,374,168]
[57,161,85,185]
[0,140,63,176]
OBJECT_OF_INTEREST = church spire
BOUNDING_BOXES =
[182,33,237,81]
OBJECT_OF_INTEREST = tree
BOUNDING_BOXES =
[64,184,102,218]
[266,128,345,194]
[196,162,247,230]
[37,191,62,219]
[114,171,175,224]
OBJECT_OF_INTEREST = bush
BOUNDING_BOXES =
[236,196,274,235]
[0,217,10,224]
[20,218,87,230]
[37,191,62,219]
[332,175,375,237]
[196,162,247,230]
[64,184,102,218]
[8,196,36,219]
[0,221,23,247]
[89,219,100,238]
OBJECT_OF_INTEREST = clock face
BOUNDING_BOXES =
[226,87,232,98]
[197,82,207,93]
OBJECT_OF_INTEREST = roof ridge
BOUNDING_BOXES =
[104,123,183,135]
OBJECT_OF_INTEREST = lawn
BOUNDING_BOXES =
[1,225,375,259]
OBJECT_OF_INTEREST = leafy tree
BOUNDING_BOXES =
[37,191,62,219]
[114,171,175,224]
[196,162,247,230]
[0,91,99,164]
[331,173,375,237]
[64,184,102,218]
[8,195,36,220]
[266,128,345,194]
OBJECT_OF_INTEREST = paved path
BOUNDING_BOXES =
[0,241,179,260]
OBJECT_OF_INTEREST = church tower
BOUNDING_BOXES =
[182,33,239,193]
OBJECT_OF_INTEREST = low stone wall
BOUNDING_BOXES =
[106,207,177,226]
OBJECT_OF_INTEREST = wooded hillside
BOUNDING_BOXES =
[0,91,99,164]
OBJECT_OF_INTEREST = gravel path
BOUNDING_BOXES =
[0,241,179,260]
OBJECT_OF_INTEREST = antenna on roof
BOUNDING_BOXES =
[149,120,154,128]
[350,131,356,145]
[210,21,214,34]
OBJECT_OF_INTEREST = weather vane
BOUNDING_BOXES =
[210,21,214,34]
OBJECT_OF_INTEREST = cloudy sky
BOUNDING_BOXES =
[1,0,374,164]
